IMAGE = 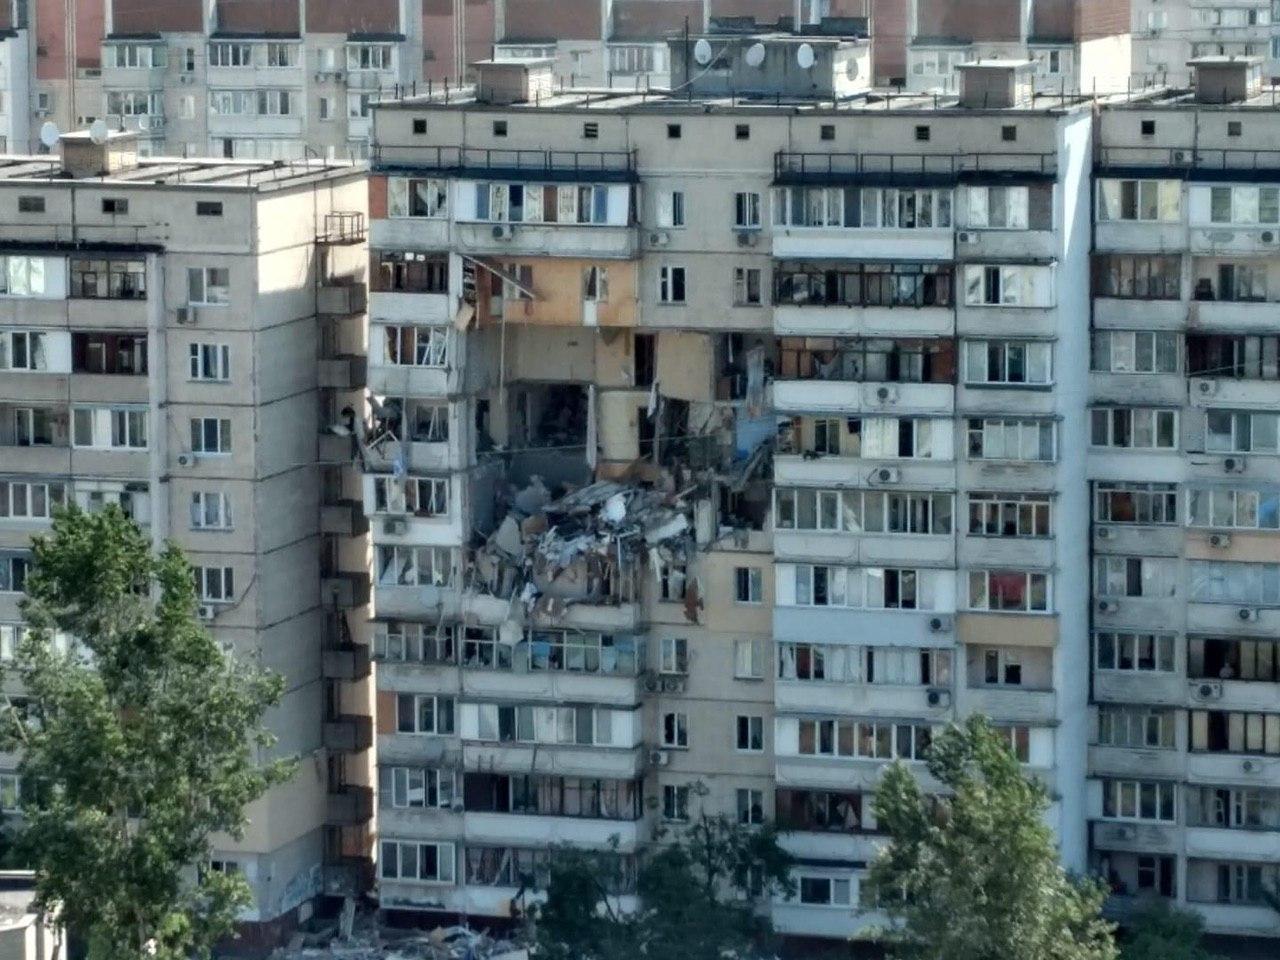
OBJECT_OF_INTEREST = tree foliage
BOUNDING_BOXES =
[1119,901,1219,960]
[867,715,1118,960]
[535,806,795,960]
[3,506,293,960]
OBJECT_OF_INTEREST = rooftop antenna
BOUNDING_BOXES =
[89,119,109,145]
[38,120,60,153]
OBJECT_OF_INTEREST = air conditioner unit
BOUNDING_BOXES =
[491,223,514,240]
[648,231,669,246]
[1238,607,1260,622]
[872,467,901,484]
[875,385,897,403]
[661,675,686,693]
[735,231,759,247]
[1209,532,1232,548]
[648,749,670,767]
[1192,680,1223,700]
[642,673,661,693]
[926,688,951,707]
[450,797,465,812]
[1242,758,1262,774]
[176,453,195,467]
[1263,230,1277,244]
[1224,456,1246,473]
[382,517,407,535]
[1097,527,1113,540]
[196,604,217,621]
[175,306,196,325]
[1196,379,1217,396]
[957,230,978,244]
[1097,599,1119,613]
[928,615,953,633]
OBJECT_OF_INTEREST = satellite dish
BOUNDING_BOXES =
[137,114,151,131]
[797,43,815,70]
[38,121,60,150]
[89,119,109,145]
[745,43,766,68]
[693,38,713,66]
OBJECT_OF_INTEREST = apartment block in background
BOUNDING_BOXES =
[1088,56,1280,940]
[906,0,1133,93]
[1130,0,1279,85]
[0,131,373,946]
[361,37,1097,943]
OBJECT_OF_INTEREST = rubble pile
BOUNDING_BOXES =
[276,917,528,960]
[474,476,699,622]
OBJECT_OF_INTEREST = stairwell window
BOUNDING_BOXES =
[659,265,686,303]
[1095,556,1177,599]
[376,546,454,588]
[1208,185,1280,225]
[187,267,230,305]
[0,331,48,371]
[661,711,688,748]
[190,417,231,454]
[382,325,449,367]
[734,191,761,229]
[194,566,234,603]
[662,784,689,821]
[963,264,1053,307]
[659,637,688,674]
[736,715,764,752]
[190,491,232,530]
[0,255,49,296]
[189,343,230,381]
[0,556,29,594]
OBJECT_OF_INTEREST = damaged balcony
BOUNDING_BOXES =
[773,336,956,417]
[321,568,372,610]
[326,785,375,826]
[772,261,957,339]
[362,398,471,475]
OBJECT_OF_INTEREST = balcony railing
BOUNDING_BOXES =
[775,150,1056,182]
[775,263,955,309]
[375,146,639,181]
[1098,146,1280,171]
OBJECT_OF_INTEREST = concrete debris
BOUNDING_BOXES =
[274,916,528,960]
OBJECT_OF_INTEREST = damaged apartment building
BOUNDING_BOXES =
[360,36,1099,942]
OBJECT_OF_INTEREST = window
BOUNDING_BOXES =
[658,190,685,227]
[0,773,18,812]
[914,125,930,142]
[264,43,297,67]
[1189,561,1280,606]
[659,637,687,674]
[0,556,29,594]
[0,331,48,371]
[786,565,939,611]
[17,196,44,213]
[1097,179,1181,222]
[733,267,761,305]
[820,124,835,140]
[412,118,427,134]
[733,787,764,825]
[1097,705,1176,747]
[13,407,56,447]
[395,694,455,735]
[379,840,455,884]
[373,622,457,664]
[732,567,764,604]
[967,418,1056,461]
[0,481,64,521]
[1093,255,1181,300]
[965,186,1029,229]
[256,89,294,117]
[1094,482,1177,524]
[1206,410,1280,454]
[387,178,449,219]
[1001,125,1016,142]
[70,258,146,299]
[1228,121,1243,137]
[1191,709,1280,755]
[1187,335,1280,380]
[583,121,598,139]
[774,186,952,230]
[0,255,50,296]
[994,725,1031,763]
[1137,855,1176,898]
[373,476,449,517]
[1189,487,1280,531]
[71,332,147,375]
[800,876,852,906]
[376,545,454,587]
[967,570,1051,612]
[661,712,688,748]
[194,565,234,602]
[1215,863,1278,905]
[662,784,689,821]
[190,491,232,531]
[347,43,393,70]
[1091,330,1179,373]
[72,407,147,449]
[963,264,1053,307]
[527,631,638,675]
[1090,408,1178,449]
[1102,779,1175,822]
[1187,786,1280,829]
[380,766,454,809]
[736,715,764,752]
[667,123,681,139]
[967,492,1051,537]
[209,42,252,67]
[735,124,750,141]
[375,251,447,293]
[1208,185,1280,225]
[101,198,128,215]
[659,265,686,303]
[190,417,231,455]
[963,340,1051,385]
[1094,632,1175,673]
[1140,119,1156,136]
[981,648,1023,686]
[734,638,763,679]
[734,192,761,229]
[196,201,223,217]
[492,120,507,137]
[382,325,449,367]
[1095,556,1177,599]
[187,267,230,306]
[796,717,932,760]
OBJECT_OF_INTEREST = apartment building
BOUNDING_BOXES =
[0,130,373,944]
[362,38,1098,942]
[1087,56,1280,940]
[905,0,1133,93]
[1130,0,1279,85]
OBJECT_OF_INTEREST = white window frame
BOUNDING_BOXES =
[187,267,230,306]
[378,839,455,884]
[194,565,234,603]
[190,491,232,531]
[188,342,231,381]
[190,417,232,455]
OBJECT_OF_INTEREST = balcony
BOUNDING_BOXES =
[318,283,367,316]
[774,455,955,491]
[460,670,642,708]
[1187,602,1280,637]
[531,600,642,634]
[318,432,357,465]
[322,644,372,681]
[321,572,371,609]
[771,380,953,417]
[323,855,374,897]
[1092,297,1187,328]
[1186,750,1275,784]
[323,714,373,752]
[774,681,953,719]
[1190,299,1279,333]
[1092,595,1183,634]
[1190,225,1280,256]
[462,742,645,779]
[1090,819,1179,855]
[773,303,954,339]
[1092,670,1185,707]
[463,812,644,850]
[321,499,368,537]
[367,362,453,398]
[774,606,957,647]
[1187,825,1280,863]
[326,785,374,826]
[957,536,1054,571]
[1088,744,1185,779]
[454,220,639,260]
[956,612,1057,649]
[773,529,955,567]
[1187,376,1280,409]
[318,355,368,391]
[368,290,450,324]
[1092,524,1183,559]
[772,900,883,941]
[962,686,1056,723]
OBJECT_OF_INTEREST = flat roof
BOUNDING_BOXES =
[0,154,364,191]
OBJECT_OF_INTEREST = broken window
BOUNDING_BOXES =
[378,840,454,883]
[633,333,655,388]
[373,622,456,664]
[376,251,447,292]
[379,766,454,809]
[394,694,454,735]
[382,325,448,367]
[373,476,448,517]
[776,789,863,832]
[658,561,687,601]
[70,332,147,375]
[582,265,608,302]
[69,258,146,299]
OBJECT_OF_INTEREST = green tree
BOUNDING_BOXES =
[867,715,1118,960]
[535,805,795,960]
[1119,902,1219,960]
[3,506,293,960]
